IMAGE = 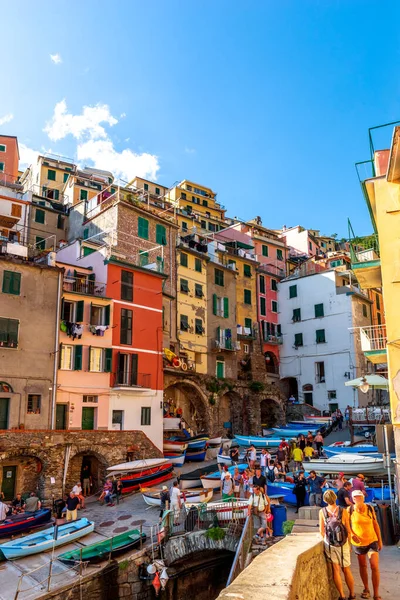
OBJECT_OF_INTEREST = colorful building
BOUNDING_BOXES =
[166,180,226,235]
[21,153,75,203]
[0,135,19,185]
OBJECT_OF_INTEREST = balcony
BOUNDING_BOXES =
[214,338,238,351]
[349,233,382,289]
[257,262,286,278]
[63,276,106,296]
[237,326,255,339]
[359,325,387,364]
[264,334,283,345]
[113,372,152,389]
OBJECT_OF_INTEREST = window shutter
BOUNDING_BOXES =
[61,298,65,320]
[2,271,11,294]
[89,302,93,325]
[88,346,92,370]
[59,343,62,368]
[216,326,221,343]
[223,297,229,318]
[104,348,113,373]
[76,300,84,322]
[12,273,21,295]
[104,304,110,326]
[74,345,83,370]
[130,354,138,385]
[156,224,167,245]
[213,293,218,315]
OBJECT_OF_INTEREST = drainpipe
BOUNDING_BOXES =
[50,270,62,429]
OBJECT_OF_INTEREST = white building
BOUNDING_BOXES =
[278,269,374,413]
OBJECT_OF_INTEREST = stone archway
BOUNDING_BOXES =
[264,351,279,375]
[279,376,299,400]
[67,449,109,496]
[0,451,46,500]
[164,377,210,434]
[260,398,284,431]
[218,390,243,435]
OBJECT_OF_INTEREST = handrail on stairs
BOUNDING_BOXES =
[226,514,253,587]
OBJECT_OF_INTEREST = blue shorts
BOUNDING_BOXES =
[353,541,379,555]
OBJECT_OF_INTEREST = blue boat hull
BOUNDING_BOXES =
[0,509,52,538]
[185,450,207,462]
[267,482,375,506]
[234,435,291,448]
[324,446,377,456]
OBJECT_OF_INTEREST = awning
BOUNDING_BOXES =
[344,374,389,390]
[225,240,254,250]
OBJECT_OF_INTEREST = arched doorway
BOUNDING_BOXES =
[279,377,299,400]
[164,380,209,434]
[260,398,283,430]
[67,451,109,496]
[264,352,279,375]
[0,454,44,500]
[302,384,314,406]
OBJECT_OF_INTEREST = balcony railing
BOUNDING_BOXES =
[349,233,380,265]
[63,276,106,296]
[214,338,238,351]
[114,372,152,388]
[359,325,387,352]
[257,262,286,278]
[264,334,283,345]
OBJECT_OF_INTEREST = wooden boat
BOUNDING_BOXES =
[304,415,332,423]
[186,438,208,451]
[163,440,189,452]
[107,458,169,474]
[272,427,320,437]
[306,453,391,475]
[217,454,233,466]
[0,508,52,538]
[163,451,186,466]
[324,445,377,457]
[141,487,213,507]
[0,518,94,560]
[58,529,146,564]
[208,436,222,446]
[120,464,174,493]
[179,464,218,489]
[200,464,248,490]
[185,448,207,462]
[234,435,293,448]
[266,482,374,506]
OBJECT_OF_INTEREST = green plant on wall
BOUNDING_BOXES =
[248,381,265,393]
[205,526,226,541]
[283,520,295,535]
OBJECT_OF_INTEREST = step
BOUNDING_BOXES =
[298,506,321,521]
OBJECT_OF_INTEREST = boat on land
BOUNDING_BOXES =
[163,451,186,466]
[179,464,218,489]
[272,427,321,437]
[107,458,170,473]
[0,518,94,560]
[0,509,52,538]
[324,445,377,456]
[306,453,390,475]
[163,440,189,452]
[208,436,222,446]
[217,454,233,466]
[120,464,174,493]
[200,464,248,490]
[234,435,295,448]
[170,434,209,450]
[304,415,332,423]
[266,482,375,505]
[58,528,146,564]
[185,448,207,462]
[141,487,213,507]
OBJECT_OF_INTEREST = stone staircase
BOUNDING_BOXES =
[291,506,320,534]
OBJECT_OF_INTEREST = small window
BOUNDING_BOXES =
[89,347,103,372]
[57,214,65,229]
[36,236,46,250]
[328,390,337,400]
[362,304,368,318]
[195,283,203,298]
[316,329,326,343]
[155,187,160,195]
[80,189,88,201]
[244,264,251,278]
[35,208,45,224]
[90,305,105,326]
[181,192,187,200]
[180,315,189,331]
[195,318,203,335]
[244,343,249,353]
[156,224,167,245]
[260,297,266,316]
[377,312,382,325]
[202,199,208,207]
[60,345,74,370]
[262,245,268,257]
[289,285,297,298]
[11,204,22,218]
[63,173,69,183]
[271,279,278,291]
[83,395,98,403]
[272,300,278,313]
[244,289,252,304]
[144,183,149,191]
[2,271,21,295]
[0,317,19,348]
[244,318,252,330]
[181,222,188,231]
[294,333,303,347]
[120,308,133,345]
[141,407,151,426]
[309,241,312,250]
[27,394,41,414]
[47,169,56,181]
[293,308,301,322]
[315,303,324,318]
[316,361,325,383]
[195,258,202,272]
[181,252,188,267]
[138,217,149,239]
[180,278,189,293]
[200,220,207,230]
[376,294,381,310]
[276,249,283,261]
[215,268,224,286]
[121,270,133,301]
[0,144,5,152]
[259,275,265,294]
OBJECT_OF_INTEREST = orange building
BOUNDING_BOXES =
[0,135,19,184]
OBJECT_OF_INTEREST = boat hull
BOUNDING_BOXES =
[234,435,290,448]
[0,518,94,560]
[163,452,186,466]
[217,454,233,466]
[121,465,174,493]
[163,441,188,452]
[179,464,217,489]
[306,455,389,475]
[185,449,207,462]
[0,509,52,538]
[58,529,146,564]
[107,458,169,474]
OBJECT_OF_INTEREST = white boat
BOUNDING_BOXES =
[107,458,169,473]
[217,454,233,466]
[306,453,390,475]
[163,452,186,466]
[141,487,213,507]
[163,441,189,452]
[163,417,181,430]
[0,518,94,560]
[208,436,222,446]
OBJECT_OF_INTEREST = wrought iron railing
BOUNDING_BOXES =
[63,276,106,296]
[226,514,253,586]
[114,372,152,388]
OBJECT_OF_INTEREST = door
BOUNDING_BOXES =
[2,466,16,500]
[82,407,95,430]
[56,404,67,430]
[0,398,9,429]
[329,402,339,413]
[303,392,313,406]
[216,361,225,379]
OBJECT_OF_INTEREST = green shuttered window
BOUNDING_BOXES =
[138,217,149,239]
[2,271,21,295]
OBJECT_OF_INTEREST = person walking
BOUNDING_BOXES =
[307,470,325,506]
[72,481,85,509]
[292,443,304,470]
[248,485,271,545]
[319,490,355,600]
[242,469,251,498]
[276,446,287,471]
[65,492,80,521]
[348,489,383,600]
[159,486,170,521]
[351,474,367,497]
[293,471,307,513]
[247,445,257,469]
[314,431,324,457]
[337,481,353,509]
[298,434,306,452]
[233,468,242,498]
[222,472,234,499]
[82,464,92,497]
[170,481,181,523]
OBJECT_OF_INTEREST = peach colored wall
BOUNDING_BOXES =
[0,136,19,181]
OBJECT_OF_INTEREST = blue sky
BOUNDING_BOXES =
[2,1,399,237]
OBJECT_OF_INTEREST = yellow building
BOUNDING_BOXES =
[351,127,400,487]
[62,168,114,207]
[21,154,75,203]
[176,242,209,374]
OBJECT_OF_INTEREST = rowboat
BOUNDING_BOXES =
[0,518,94,560]
[234,435,294,448]
[304,415,332,423]
[209,436,222,446]
[0,509,52,538]
[306,453,391,475]
[120,464,174,493]
[163,440,189,452]
[58,528,146,564]
[141,487,213,507]
[217,454,233,466]
[324,445,377,456]
[163,451,186,466]
[272,427,320,437]
[200,464,248,490]
[179,464,217,489]
[107,458,169,473]
[266,482,374,505]
[185,448,207,462]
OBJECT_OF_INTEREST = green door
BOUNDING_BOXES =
[56,404,67,430]
[82,407,95,430]
[216,361,225,379]
[0,398,9,429]
[2,466,16,500]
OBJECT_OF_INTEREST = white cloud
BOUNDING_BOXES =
[44,99,118,142]
[0,113,14,126]
[185,147,196,154]
[77,139,159,182]
[19,143,40,169]
[50,53,62,65]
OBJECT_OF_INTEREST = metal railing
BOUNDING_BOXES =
[114,372,152,388]
[63,276,106,296]
[226,514,253,586]
[359,325,387,352]
[263,334,283,345]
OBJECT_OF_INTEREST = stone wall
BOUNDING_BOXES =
[287,403,322,421]
[216,533,338,600]
[164,530,238,565]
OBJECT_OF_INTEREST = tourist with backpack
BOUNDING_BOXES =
[248,485,271,545]
[319,490,355,600]
[266,460,277,484]
[348,489,383,600]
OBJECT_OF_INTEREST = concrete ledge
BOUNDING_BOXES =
[298,506,321,521]
[216,533,337,600]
